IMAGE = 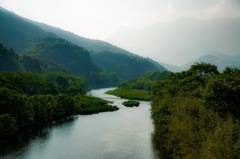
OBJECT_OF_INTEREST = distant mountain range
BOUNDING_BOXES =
[161,53,240,72]
[0,7,165,86]
[107,17,240,66]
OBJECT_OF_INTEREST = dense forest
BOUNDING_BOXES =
[150,63,240,159]
[0,43,121,142]
[91,52,165,80]
[0,42,120,88]
[0,71,118,142]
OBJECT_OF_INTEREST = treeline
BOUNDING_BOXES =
[0,72,118,141]
[151,63,240,159]
[0,43,120,88]
[118,71,170,91]
[106,71,170,101]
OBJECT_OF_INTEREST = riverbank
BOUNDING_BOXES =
[106,88,151,101]
[1,87,159,159]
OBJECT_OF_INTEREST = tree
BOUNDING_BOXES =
[203,71,240,118]
[0,113,17,138]
[189,62,219,77]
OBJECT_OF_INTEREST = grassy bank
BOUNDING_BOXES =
[106,88,151,101]
[122,100,140,107]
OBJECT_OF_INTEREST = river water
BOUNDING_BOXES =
[0,88,159,159]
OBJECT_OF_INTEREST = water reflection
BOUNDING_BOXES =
[0,116,77,157]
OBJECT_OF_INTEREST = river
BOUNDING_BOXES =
[0,88,159,159]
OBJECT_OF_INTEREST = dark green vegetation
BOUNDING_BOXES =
[106,71,170,101]
[118,71,170,90]
[91,52,165,80]
[151,63,240,159]
[0,43,65,73]
[0,41,120,88]
[106,88,151,101]
[122,100,140,107]
[0,72,118,142]
[23,38,100,76]
[0,44,24,72]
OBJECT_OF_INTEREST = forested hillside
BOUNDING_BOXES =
[0,7,166,82]
[0,44,66,73]
[91,52,164,80]
[23,38,100,76]
[118,71,170,90]
[0,8,55,53]
[0,44,24,72]
[31,20,134,55]
[151,63,240,159]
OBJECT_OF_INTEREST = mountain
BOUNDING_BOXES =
[0,7,166,81]
[0,43,65,73]
[182,53,240,71]
[29,21,136,55]
[159,62,182,72]
[160,53,240,72]
[0,44,24,72]
[29,21,167,79]
[107,17,240,66]
[0,7,56,53]
[91,52,163,80]
[23,38,101,76]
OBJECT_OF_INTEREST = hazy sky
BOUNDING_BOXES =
[1,0,240,40]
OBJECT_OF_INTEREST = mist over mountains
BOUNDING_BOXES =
[1,6,240,79]
[107,17,240,66]
[0,7,165,87]
[160,53,240,72]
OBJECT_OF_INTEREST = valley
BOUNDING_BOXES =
[0,5,240,159]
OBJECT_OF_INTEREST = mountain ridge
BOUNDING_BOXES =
[107,17,240,66]
[161,53,240,72]
[0,7,166,83]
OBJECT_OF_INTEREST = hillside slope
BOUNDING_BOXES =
[0,7,166,81]
[0,7,55,53]
[23,38,101,76]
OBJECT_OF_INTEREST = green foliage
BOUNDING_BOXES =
[23,38,101,76]
[119,71,170,91]
[75,96,119,114]
[0,113,17,138]
[203,69,240,118]
[0,42,68,74]
[106,88,151,101]
[0,87,33,130]
[0,72,119,141]
[151,63,240,159]
[91,51,164,80]
[0,44,24,72]
[189,62,219,77]
[0,72,86,95]
[88,71,120,88]
[122,100,140,107]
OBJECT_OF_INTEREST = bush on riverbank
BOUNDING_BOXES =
[122,100,140,107]
[106,88,151,101]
